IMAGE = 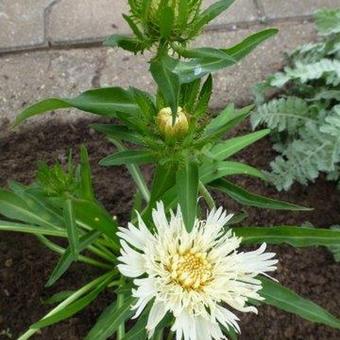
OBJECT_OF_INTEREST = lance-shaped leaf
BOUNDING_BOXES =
[15,87,140,126]
[63,199,79,260]
[149,163,177,205]
[33,272,115,329]
[209,129,270,160]
[190,0,235,35]
[204,104,253,135]
[46,230,101,287]
[91,124,144,145]
[197,106,254,146]
[194,75,213,117]
[160,6,174,38]
[0,220,66,237]
[150,58,180,114]
[210,179,310,211]
[86,296,136,340]
[104,34,147,53]
[0,189,62,229]
[80,146,95,201]
[100,150,156,167]
[200,161,266,184]
[176,160,199,231]
[72,199,118,239]
[165,29,278,83]
[236,226,340,247]
[260,277,340,330]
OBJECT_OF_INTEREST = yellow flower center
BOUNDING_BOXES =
[169,250,212,290]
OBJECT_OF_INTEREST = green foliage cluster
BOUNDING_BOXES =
[252,8,340,191]
[1,2,340,339]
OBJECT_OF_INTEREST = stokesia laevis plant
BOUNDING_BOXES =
[2,1,340,339]
[118,203,277,338]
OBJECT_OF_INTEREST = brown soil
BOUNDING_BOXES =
[0,119,340,340]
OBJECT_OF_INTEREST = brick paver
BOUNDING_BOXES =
[0,0,337,131]
[0,0,54,50]
[48,0,129,44]
[48,0,260,45]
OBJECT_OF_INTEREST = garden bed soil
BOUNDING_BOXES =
[1,119,340,340]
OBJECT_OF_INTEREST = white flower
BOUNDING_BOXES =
[117,202,278,340]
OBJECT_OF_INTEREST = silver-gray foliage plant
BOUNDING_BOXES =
[252,8,340,191]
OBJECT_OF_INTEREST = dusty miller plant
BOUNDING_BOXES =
[1,1,340,339]
[252,8,340,191]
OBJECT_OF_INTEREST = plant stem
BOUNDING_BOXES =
[18,271,115,340]
[199,181,215,209]
[154,329,164,340]
[166,331,175,340]
[117,293,125,339]
[110,138,150,202]
[37,235,112,269]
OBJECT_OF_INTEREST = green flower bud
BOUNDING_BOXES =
[129,0,202,43]
[157,107,189,139]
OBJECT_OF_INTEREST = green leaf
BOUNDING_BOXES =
[46,230,101,287]
[191,0,235,35]
[42,291,75,305]
[224,28,278,62]
[194,75,213,117]
[15,87,139,126]
[200,161,266,184]
[260,277,340,329]
[176,160,199,231]
[10,183,66,226]
[110,139,151,202]
[80,146,95,201]
[91,124,144,145]
[150,58,180,114]
[85,296,135,340]
[103,34,147,53]
[122,14,145,40]
[33,273,114,329]
[0,189,62,229]
[160,6,174,38]
[72,199,118,239]
[209,129,270,160]
[236,226,340,247]
[63,199,79,260]
[0,220,66,237]
[210,179,310,211]
[165,28,278,83]
[122,307,148,340]
[149,163,177,205]
[198,106,253,145]
[99,150,155,166]
[204,104,253,135]
[130,87,157,120]
[180,79,201,112]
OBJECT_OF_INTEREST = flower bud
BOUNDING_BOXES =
[129,0,202,43]
[157,107,189,139]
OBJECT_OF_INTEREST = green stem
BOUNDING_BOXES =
[18,271,115,340]
[37,235,112,270]
[110,139,150,202]
[117,293,125,339]
[154,329,164,340]
[199,181,215,209]
[87,245,115,263]
[166,331,175,340]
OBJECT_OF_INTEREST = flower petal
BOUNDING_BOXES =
[146,301,168,337]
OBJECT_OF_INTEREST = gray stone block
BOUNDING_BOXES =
[0,0,54,51]
[260,0,340,19]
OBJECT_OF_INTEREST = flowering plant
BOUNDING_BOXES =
[2,1,340,339]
